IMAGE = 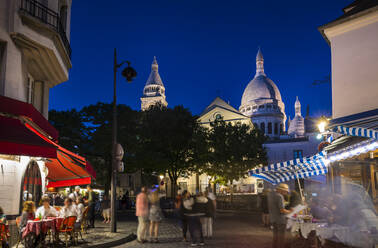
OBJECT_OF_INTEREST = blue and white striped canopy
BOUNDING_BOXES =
[249,151,329,185]
[332,125,378,140]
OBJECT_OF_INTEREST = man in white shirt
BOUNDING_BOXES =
[35,197,58,219]
[60,198,81,222]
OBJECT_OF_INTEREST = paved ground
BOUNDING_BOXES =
[116,210,273,248]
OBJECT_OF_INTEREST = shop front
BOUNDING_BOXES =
[0,95,95,216]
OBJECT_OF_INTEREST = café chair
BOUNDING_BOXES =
[58,216,77,247]
[81,207,89,234]
[0,223,9,247]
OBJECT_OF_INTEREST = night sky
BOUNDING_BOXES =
[50,0,347,119]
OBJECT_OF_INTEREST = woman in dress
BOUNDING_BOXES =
[19,201,35,232]
[148,190,163,243]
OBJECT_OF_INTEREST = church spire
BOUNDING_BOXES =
[255,47,265,77]
[151,56,158,71]
[295,96,301,116]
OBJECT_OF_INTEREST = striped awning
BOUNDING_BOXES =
[249,151,329,185]
[332,125,378,140]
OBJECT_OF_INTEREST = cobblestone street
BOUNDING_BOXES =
[116,211,272,248]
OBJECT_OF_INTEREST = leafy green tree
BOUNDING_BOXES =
[203,120,267,198]
[136,105,208,196]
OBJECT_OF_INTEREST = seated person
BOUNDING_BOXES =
[0,206,7,224]
[35,197,58,219]
[60,197,82,230]
[20,201,35,232]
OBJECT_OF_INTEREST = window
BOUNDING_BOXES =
[267,104,272,109]
[253,123,258,129]
[273,105,277,109]
[247,107,251,111]
[252,106,257,110]
[128,175,134,188]
[60,5,68,31]
[258,105,265,109]
[280,124,283,134]
[215,114,222,120]
[27,75,44,113]
[274,123,278,135]
[0,42,5,94]
[260,123,265,133]
[293,150,303,159]
[268,122,272,134]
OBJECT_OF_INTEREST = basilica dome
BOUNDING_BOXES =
[239,48,286,138]
[241,75,282,107]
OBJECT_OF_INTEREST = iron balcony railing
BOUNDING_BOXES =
[20,0,72,58]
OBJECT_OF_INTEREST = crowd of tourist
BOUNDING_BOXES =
[135,186,216,247]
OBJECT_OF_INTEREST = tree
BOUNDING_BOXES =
[49,109,88,152]
[80,102,139,194]
[136,105,207,196]
[203,120,267,199]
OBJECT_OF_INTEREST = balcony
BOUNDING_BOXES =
[19,0,72,58]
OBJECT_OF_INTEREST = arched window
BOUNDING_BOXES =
[260,122,265,134]
[274,123,278,135]
[20,161,42,211]
[268,122,272,134]
[60,5,68,31]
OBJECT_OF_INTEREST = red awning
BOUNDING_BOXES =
[0,95,58,140]
[0,115,57,158]
[0,95,96,187]
[45,150,93,188]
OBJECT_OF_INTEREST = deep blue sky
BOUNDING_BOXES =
[50,0,348,119]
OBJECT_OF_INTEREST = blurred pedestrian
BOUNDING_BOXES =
[183,193,205,246]
[136,186,149,243]
[268,183,292,248]
[205,188,216,237]
[85,185,96,228]
[102,195,111,224]
[148,190,163,243]
[260,189,270,227]
[179,190,189,242]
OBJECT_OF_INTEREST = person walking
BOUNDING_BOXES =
[148,190,163,243]
[183,193,205,247]
[101,195,111,224]
[260,189,270,227]
[179,190,189,242]
[268,183,292,248]
[136,186,149,243]
[205,189,216,238]
[85,185,96,228]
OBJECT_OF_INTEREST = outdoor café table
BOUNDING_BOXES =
[22,219,54,239]
[46,217,64,233]
[290,221,374,248]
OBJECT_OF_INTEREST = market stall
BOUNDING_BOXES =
[249,123,378,248]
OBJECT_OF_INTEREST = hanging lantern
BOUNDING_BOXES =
[121,62,137,82]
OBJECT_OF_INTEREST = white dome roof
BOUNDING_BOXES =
[241,75,282,106]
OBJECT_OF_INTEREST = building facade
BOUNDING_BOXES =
[140,56,168,111]
[0,0,73,215]
[319,0,378,119]
[319,0,378,201]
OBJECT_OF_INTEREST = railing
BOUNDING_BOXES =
[20,0,72,58]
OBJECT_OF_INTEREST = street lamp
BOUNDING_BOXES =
[111,48,137,233]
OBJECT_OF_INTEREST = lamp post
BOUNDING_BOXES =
[111,48,137,233]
